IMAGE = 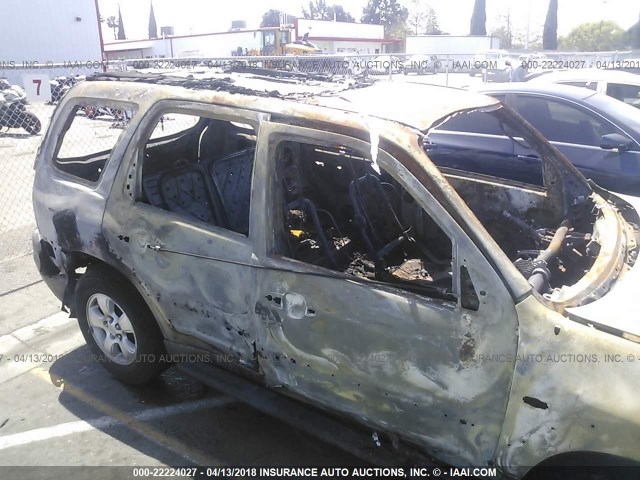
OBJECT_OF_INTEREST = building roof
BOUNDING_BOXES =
[296,18,385,41]
[104,40,157,51]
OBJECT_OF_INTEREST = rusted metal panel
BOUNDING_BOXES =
[251,121,520,466]
[497,294,640,478]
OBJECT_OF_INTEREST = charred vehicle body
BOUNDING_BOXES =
[33,71,640,478]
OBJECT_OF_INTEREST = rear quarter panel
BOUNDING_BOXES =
[32,83,153,290]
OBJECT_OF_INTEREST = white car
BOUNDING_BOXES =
[529,69,640,108]
[367,55,402,75]
[470,50,510,73]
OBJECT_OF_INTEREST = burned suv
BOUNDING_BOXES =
[33,71,640,477]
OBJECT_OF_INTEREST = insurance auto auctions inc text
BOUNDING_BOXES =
[198,466,498,478]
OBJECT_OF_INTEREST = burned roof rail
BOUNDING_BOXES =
[86,71,285,98]
[85,69,376,100]
[224,64,335,82]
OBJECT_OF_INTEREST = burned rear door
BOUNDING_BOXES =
[103,101,267,368]
[251,122,519,465]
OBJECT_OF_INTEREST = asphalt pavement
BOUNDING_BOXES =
[0,281,359,475]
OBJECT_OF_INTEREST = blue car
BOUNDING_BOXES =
[426,83,640,195]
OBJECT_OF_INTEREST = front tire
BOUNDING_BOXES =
[75,266,168,385]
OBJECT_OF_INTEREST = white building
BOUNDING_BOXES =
[406,35,501,56]
[295,19,395,54]
[0,0,103,84]
[104,19,397,60]
[104,30,266,59]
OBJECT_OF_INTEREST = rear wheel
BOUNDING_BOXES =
[22,112,41,135]
[75,266,168,385]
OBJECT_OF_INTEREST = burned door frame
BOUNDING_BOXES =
[250,122,520,466]
[103,100,269,369]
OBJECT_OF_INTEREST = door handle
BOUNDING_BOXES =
[517,154,540,161]
[265,293,283,308]
[265,292,316,319]
[146,243,165,251]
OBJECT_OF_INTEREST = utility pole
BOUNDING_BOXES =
[525,0,531,50]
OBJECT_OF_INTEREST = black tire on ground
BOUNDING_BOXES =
[22,112,41,135]
[75,266,168,385]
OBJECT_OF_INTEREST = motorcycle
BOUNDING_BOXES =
[80,104,125,120]
[80,104,133,129]
[0,80,41,135]
[49,75,85,104]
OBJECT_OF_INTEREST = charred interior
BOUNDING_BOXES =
[137,114,456,301]
[424,105,603,296]
[442,164,599,296]
[274,142,454,301]
[140,115,256,236]
[134,105,602,301]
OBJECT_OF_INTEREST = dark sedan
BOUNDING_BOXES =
[425,83,640,195]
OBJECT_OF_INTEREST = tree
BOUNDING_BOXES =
[117,6,126,40]
[559,21,626,51]
[424,6,441,34]
[490,12,514,48]
[102,15,119,40]
[630,14,640,49]
[261,9,283,27]
[407,0,441,35]
[491,25,513,49]
[470,0,486,35]
[303,0,330,20]
[491,14,542,50]
[361,0,409,39]
[543,0,558,50]
[329,5,355,22]
[148,0,158,39]
[407,0,425,34]
[303,1,355,22]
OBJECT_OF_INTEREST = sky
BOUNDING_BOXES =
[97,0,640,43]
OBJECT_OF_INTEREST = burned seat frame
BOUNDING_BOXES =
[349,173,409,270]
[142,148,255,235]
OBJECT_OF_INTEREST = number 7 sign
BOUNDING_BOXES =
[22,74,51,103]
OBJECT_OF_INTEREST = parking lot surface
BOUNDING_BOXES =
[0,286,361,475]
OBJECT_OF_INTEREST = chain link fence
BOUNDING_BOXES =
[0,90,49,262]
[0,50,634,269]
[0,62,130,264]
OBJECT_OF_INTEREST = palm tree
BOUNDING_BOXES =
[543,0,559,50]
[470,0,486,35]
